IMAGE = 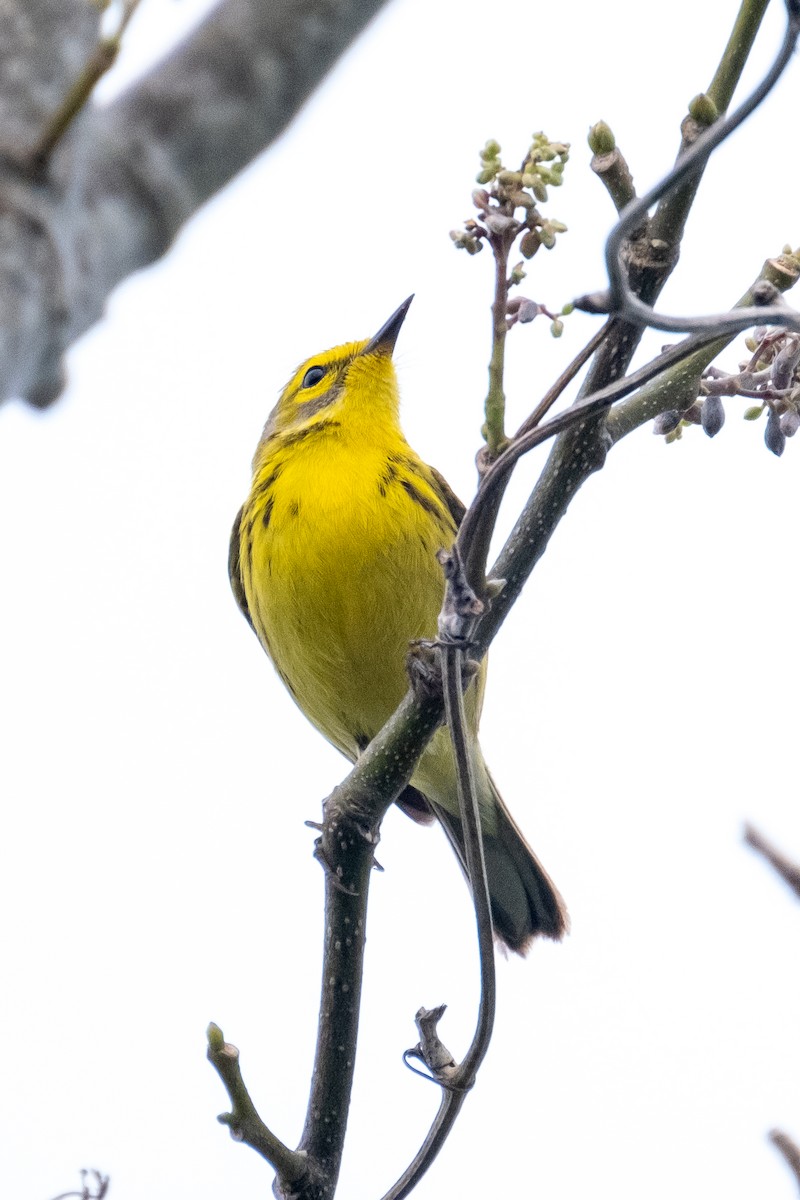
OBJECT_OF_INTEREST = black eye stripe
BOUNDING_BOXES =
[302,366,325,389]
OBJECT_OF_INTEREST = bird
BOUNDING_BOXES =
[228,296,567,953]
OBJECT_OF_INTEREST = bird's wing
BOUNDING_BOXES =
[228,506,255,632]
[427,465,466,530]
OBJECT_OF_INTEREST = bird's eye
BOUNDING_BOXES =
[302,366,325,389]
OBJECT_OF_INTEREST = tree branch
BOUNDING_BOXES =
[605,252,800,443]
[744,825,800,901]
[0,0,394,406]
[650,0,771,248]
[578,0,800,337]
[207,1023,310,1187]
[770,1130,800,1194]
[205,3,800,1196]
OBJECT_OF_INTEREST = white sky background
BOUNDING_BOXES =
[2,1,800,1198]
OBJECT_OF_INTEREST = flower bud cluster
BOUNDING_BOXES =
[654,327,800,455]
[450,134,569,262]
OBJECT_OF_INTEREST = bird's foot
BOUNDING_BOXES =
[407,639,480,704]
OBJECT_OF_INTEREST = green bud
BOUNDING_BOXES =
[497,169,523,186]
[688,92,719,126]
[520,229,540,259]
[743,405,764,421]
[207,1022,225,1051]
[476,167,496,185]
[561,302,574,316]
[510,190,534,209]
[588,121,616,154]
[550,318,564,338]
[538,225,556,249]
[532,179,548,202]
[483,139,501,159]
[509,262,527,286]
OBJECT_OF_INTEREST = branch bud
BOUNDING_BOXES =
[588,121,616,154]
[780,408,800,437]
[765,407,786,456]
[519,229,540,259]
[653,410,681,436]
[701,394,725,437]
[688,92,719,126]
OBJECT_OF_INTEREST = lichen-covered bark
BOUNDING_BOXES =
[0,0,392,406]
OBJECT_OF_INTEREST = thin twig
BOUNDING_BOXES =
[440,644,496,1084]
[590,142,637,215]
[579,0,800,336]
[606,253,800,443]
[461,325,734,601]
[380,550,497,1200]
[380,1088,466,1200]
[649,0,771,249]
[770,1129,800,1194]
[515,320,611,438]
[206,1023,310,1185]
[744,825,800,901]
[484,235,513,457]
[50,1169,110,1200]
[473,251,800,653]
[30,0,144,168]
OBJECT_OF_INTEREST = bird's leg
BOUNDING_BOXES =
[407,638,480,703]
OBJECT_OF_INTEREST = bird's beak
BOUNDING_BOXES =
[363,295,414,356]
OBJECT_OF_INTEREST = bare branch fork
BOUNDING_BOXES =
[575,0,800,338]
[206,3,800,1198]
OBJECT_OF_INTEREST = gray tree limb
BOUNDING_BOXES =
[0,0,392,406]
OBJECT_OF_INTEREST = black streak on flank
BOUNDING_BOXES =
[400,477,441,518]
[254,462,283,499]
[288,499,301,518]
[377,460,399,499]
[261,494,275,528]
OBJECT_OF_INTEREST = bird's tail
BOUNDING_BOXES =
[431,767,568,955]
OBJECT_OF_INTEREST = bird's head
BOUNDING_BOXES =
[255,297,414,457]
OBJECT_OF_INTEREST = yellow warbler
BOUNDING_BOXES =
[229,297,567,952]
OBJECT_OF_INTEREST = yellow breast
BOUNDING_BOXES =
[240,418,456,760]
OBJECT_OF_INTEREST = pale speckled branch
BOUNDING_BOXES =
[0,0,392,406]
